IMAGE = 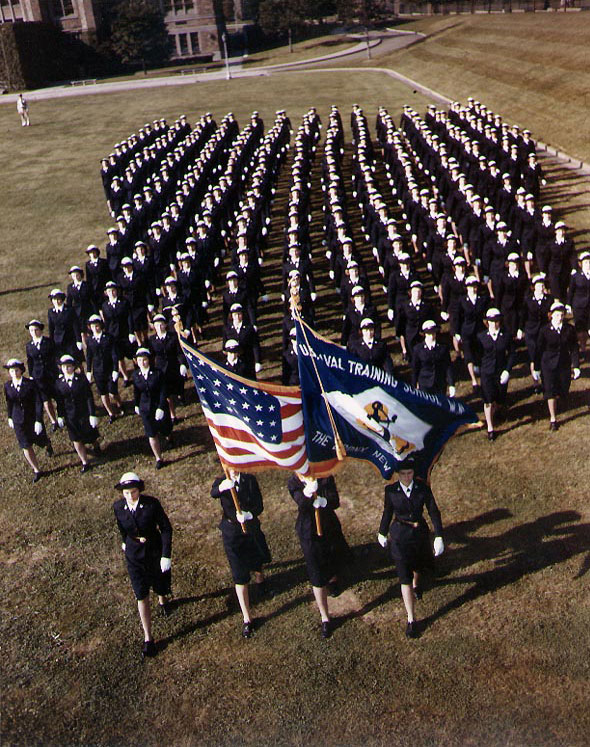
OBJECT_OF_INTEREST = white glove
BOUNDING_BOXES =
[377,533,388,548]
[89,415,98,428]
[160,557,171,573]
[155,408,164,421]
[329,270,334,280]
[8,418,14,429]
[261,294,269,303]
[302,479,318,497]
[427,262,433,272]
[573,368,581,380]
[313,496,328,509]
[34,421,43,436]
[311,292,317,302]
[205,279,212,289]
[148,305,155,313]
[565,305,572,315]
[454,334,461,342]
[515,329,523,341]
[179,364,187,377]
[121,542,126,552]
[440,311,449,321]
[219,478,235,492]
[255,363,262,374]
[57,417,65,428]
[483,275,489,284]
[500,370,510,385]
[112,370,119,382]
[86,371,93,382]
[387,309,394,321]
[532,370,541,382]
[433,536,444,557]
[134,406,140,415]
[236,510,253,523]
[372,247,379,258]
[76,342,83,351]
[128,333,136,344]
[448,386,456,397]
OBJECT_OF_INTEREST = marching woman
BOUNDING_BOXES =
[396,281,435,363]
[25,319,60,430]
[546,221,576,303]
[133,347,172,469]
[477,308,516,441]
[113,471,173,659]
[211,469,272,638]
[566,251,590,360]
[85,314,122,423]
[148,314,187,423]
[119,257,150,346]
[457,276,489,390]
[534,301,580,431]
[377,456,444,639]
[54,354,100,472]
[496,253,527,341]
[47,288,83,364]
[441,256,468,359]
[288,473,351,639]
[522,274,553,393]
[101,281,135,386]
[4,358,52,483]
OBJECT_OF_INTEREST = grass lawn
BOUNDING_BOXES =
[2,58,590,745]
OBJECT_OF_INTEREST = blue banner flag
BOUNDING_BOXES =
[294,319,479,480]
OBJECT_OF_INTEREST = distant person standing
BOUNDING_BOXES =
[17,94,30,127]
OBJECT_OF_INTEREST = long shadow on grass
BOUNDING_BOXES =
[422,509,590,630]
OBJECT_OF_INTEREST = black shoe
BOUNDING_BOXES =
[156,459,166,470]
[321,620,332,639]
[549,421,559,432]
[109,415,115,424]
[534,384,542,395]
[255,580,269,597]
[51,422,59,433]
[405,621,419,639]
[46,443,54,457]
[141,640,157,658]
[32,471,42,483]
[242,621,253,638]
[159,602,171,618]
[327,581,341,598]
[487,430,495,442]
[413,586,423,600]
[81,463,92,474]
[166,435,174,449]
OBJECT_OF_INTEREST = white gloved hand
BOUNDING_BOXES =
[483,275,489,284]
[160,557,171,573]
[440,311,449,321]
[448,386,456,397]
[255,363,262,374]
[112,370,119,382]
[311,292,317,302]
[205,279,212,289]
[427,262,433,272]
[454,334,461,342]
[179,364,187,377]
[387,309,394,321]
[148,305,155,313]
[302,479,318,498]
[329,270,334,280]
[86,371,93,382]
[155,408,164,421]
[532,370,541,382]
[565,305,572,315]
[573,368,581,380]
[516,329,524,341]
[313,496,328,509]
[377,533,388,548]
[89,415,98,428]
[236,510,253,523]
[128,333,136,344]
[500,370,510,385]
[121,542,126,552]
[34,421,43,435]
[76,342,83,351]
[261,294,269,303]
[219,478,235,492]
[8,418,14,429]
[433,536,444,557]
[57,417,65,428]
[134,406,140,415]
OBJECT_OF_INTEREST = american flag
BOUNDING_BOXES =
[180,338,310,474]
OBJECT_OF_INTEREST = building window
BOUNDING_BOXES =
[52,0,74,17]
[189,32,199,53]
[178,32,189,56]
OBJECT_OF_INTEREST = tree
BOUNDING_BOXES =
[257,0,310,39]
[109,0,171,67]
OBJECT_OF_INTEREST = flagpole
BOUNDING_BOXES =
[171,309,248,533]
[289,291,347,462]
